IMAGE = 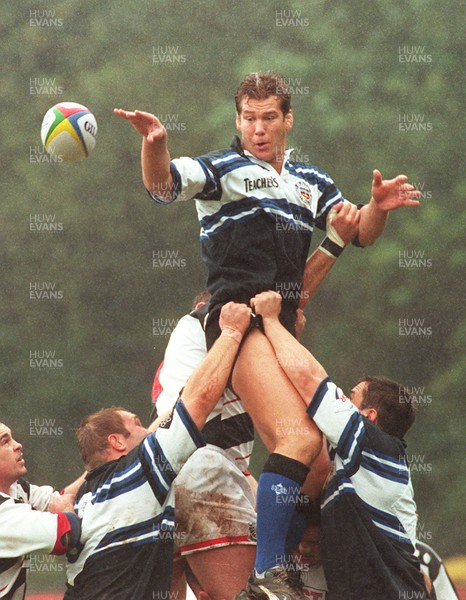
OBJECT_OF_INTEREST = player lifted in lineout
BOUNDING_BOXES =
[147,210,355,599]
[115,71,420,599]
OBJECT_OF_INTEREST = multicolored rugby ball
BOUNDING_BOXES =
[41,102,97,161]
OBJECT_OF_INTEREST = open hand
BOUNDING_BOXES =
[371,169,420,211]
[113,108,167,145]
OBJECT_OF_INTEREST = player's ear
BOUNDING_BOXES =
[235,112,241,131]
[107,433,126,452]
[285,109,293,130]
[363,407,378,424]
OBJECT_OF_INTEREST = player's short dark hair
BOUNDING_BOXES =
[76,406,130,469]
[235,72,292,116]
[192,289,211,309]
[358,376,417,440]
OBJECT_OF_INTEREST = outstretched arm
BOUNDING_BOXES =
[252,291,327,402]
[181,302,251,430]
[358,169,420,246]
[113,108,173,200]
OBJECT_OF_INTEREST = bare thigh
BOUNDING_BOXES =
[232,329,321,465]
[187,545,256,599]
[171,556,187,599]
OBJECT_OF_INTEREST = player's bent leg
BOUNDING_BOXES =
[231,328,321,463]
[187,545,256,599]
[301,442,331,501]
[232,329,319,596]
[170,556,188,600]
[280,445,331,562]
[174,446,257,597]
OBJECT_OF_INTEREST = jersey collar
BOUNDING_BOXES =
[230,135,294,169]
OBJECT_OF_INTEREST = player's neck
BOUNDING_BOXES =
[270,147,286,174]
[0,479,14,494]
[267,156,285,174]
[269,161,283,175]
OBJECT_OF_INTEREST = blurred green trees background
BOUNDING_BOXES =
[1,0,464,590]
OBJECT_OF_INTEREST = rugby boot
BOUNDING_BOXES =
[235,565,306,600]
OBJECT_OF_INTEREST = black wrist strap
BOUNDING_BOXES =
[320,236,345,259]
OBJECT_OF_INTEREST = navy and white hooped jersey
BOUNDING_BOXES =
[307,378,428,599]
[298,542,460,600]
[148,136,345,312]
[415,541,459,600]
[65,399,205,600]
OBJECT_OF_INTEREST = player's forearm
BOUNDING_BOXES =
[300,247,338,309]
[301,442,331,500]
[262,316,327,401]
[141,137,173,199]
[357,199,388,246]
[181,334,240,430]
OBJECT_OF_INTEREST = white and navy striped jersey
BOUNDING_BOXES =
[65,399,205,600]
[148,136,345,324]
[307,378,428,599]
[154,306,254,472]
[0,479,57,600]
[415,541,459,600]
[298,542,459,600]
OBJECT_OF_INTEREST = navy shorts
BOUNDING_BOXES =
[205,301,297,350]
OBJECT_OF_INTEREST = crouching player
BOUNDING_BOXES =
[64,302,252,600]
[240,291,431,600]
[149,293,256,599]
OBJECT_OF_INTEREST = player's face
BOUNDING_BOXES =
[0,423,27,493]
[236,96,293,173]
[118,412,149,451]
[294,525,321,566]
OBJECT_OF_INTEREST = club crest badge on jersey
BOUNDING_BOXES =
[295,181,312,204]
